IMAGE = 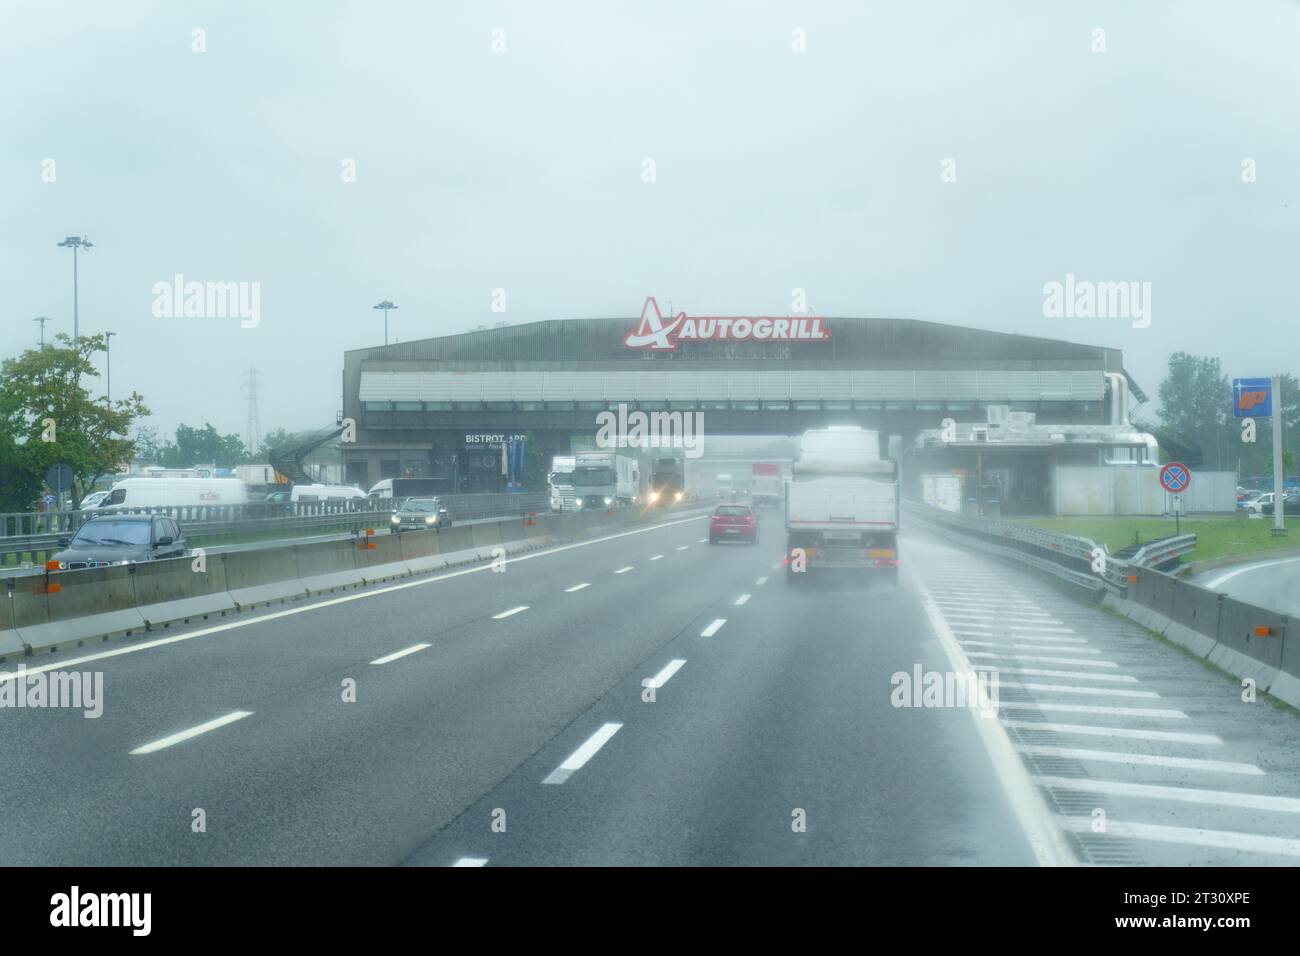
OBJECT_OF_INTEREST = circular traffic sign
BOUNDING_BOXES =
[1160,461,1191,493]
[44,462,75,492]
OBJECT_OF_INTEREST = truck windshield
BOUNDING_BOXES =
[573,467,613,487]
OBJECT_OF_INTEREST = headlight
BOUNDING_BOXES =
[674,491,684,501]
[604,497,613,506]
[425,515,436,524]
[575,499,583,508]
[649,491,660,502]
[390,514,401,524]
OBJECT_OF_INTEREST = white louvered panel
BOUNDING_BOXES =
[419,373,454,402]
[944,370,980,401]
[1038,370,1073,401]
[726,371,761,400]
[850,371,882,400]
[976,369,1009,401]
[448,374,485,402]
[914,370,948,401]
[511,372,544,401]
[1071,371,1105,400]
[633,370,669,401]
[758,371,791,400]
[878,371,916,400]
[570,372,606,401]
[359,372,417,401]
[1006,371,1042,400]
[817,371,852,401]
[666,372,699,401]
[478,372,515,402]
[695,371,728,400]
[541,372,577,401]
[787,371,823,400]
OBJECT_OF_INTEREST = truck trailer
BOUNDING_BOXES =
[572,451,639,509]
[750,462,784,508]
[549,455,576,511]
[785,427,899,586]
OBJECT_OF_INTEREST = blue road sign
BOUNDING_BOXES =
[1160,462,1191,493]
[1233,377,1272,417]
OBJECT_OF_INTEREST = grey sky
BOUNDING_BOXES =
[4,0,1298,441]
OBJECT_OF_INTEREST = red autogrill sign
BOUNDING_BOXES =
[624,297,831,351]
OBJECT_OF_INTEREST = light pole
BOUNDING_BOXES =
[34,316,50,348]
[105,331,117,403]
[373,300,398,346]
[56,236,94,343]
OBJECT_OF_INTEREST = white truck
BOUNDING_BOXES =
[549,455,577,511]
[785,426,899,586]
[572,451,639,509]
[921,472,963,513]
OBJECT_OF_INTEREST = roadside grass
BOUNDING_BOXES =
[1018,513,1300,563]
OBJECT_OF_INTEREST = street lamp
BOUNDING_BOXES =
[56,236,93,343]
[34,316,50,348]
[105,331,117,403]
[373,300,398,346]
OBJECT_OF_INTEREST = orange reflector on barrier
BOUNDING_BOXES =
[1127,574,1138,584]
[1254,625,1271,637]
[46,582,61,594]
[45,560,60,571]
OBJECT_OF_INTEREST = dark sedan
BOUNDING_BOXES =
[51,515,188,569]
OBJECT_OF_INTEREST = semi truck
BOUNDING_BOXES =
[750,462,784,508]
[572,451,639,509]
[549,455,576,511]
[648,457,685,506]
[785,426,899,586]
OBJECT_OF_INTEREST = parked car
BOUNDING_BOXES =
[1242,492,1272,514]
[709,503,758,545]
[51,514,188,570]
[390,497,452,533]
[79,490,110,510]
[1261,493,1300,516]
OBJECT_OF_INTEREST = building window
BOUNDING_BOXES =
[394,402,422,412]
[483,402,512,411]
[576,401,605,411]
[763,400,791,411]
[517,402,542,411]
[792,400,820,411]
[426,402,452,411]
[364,401,391,412]
[380,459,400,479]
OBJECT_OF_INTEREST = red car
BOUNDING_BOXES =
[709,504,758,545]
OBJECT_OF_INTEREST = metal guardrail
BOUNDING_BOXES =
[901,500,1197,595]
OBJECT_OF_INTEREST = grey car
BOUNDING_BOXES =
[389,497,452,533]
[51,514,188,569]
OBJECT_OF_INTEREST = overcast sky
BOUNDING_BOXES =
[4,0,1298,442]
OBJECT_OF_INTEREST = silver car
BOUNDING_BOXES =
[389,497,452,533]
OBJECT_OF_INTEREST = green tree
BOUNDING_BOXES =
[1157,353,1233,470]
[0,334,149,509]
[157,423,247,468]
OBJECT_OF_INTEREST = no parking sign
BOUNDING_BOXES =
[1160,462,1191,494]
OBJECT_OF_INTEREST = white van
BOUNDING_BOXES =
[100,477,249,509]
[291,484,367,508]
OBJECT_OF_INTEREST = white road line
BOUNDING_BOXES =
[700,619,727,637]
[493,605,530,619]
[676,545,689,551]
[698,538,708,543]
[615,566,634,574]
[1018,745,1262,775]
[960,641,1100,654]
[994,666,1139,684]
[755,576,769,586]
[1036,776,1300,814]
[999,681,1159,699]
[0,513,711,684]
[1000,702,1187,718]
[542,722,623,785]
[644,658,686,689]
[918,586,1075,866]
[954,632,1088,645]
[1205,555,1300,590]
[130,710,253,756]
[1002,720,1221,745]
[650,554,664,561]
[565,583,591,592]
[965,652,1118,668]
[1058,817,1300,859]
[734,594,751,606]
[370,643,431,665]
[452,857,489,867]
[946,614,1062,625]
[1009,625,1076,634]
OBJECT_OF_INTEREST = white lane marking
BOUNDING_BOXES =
[1036,776,1300,814]
[700,619,727,637]
[650,554,664,561]
[130,710,253,756]
[994,667,1139,684]
[452,857,488,867]
[1009,625,1076,635]
[755,576,768,586]
[954,632,1088,645]
[771,562,783,570]
[1018,745,1262,776]
[370,643,431,665]
[1058,817,1300,859]
[644,658,686,689]
[493,605,530,619]
[934,599,1040,609]
[698,538,708,543]
[918,586,1075,866]
[945,614,1063,625]
[1205,555,1300,590]
[542,722,623,785]
[960,641,1100,654]
[676,545,689,551]
[1002,720,1221,745]
[0,513,711,684]
[999,680,1160,699]
[733,594,751,606]
[999,702,1187,718]
[565,583,591,592]
[615,566,634,574]
[965,652,1118,668]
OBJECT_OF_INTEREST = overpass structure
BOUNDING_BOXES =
[341,299,1149,505]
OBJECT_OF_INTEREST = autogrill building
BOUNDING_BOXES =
[341,299,1148,503]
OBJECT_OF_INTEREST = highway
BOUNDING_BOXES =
[1192,556,1300,619]
[4,511,1300,866]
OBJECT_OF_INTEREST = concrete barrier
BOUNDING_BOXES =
[6,576,49,660]
[19,565,146,654]
[430,525,478,567]
[0,579,26,661]
[1271,632,1300,709]
[399,530,447,574]
[222,548,308,610]
[1126,569,1177,634]
[356,533,410,584]
[295,540,366,596]
[1165,580,1222,657]
[133,554,237,630]
[1211,597,1287,692]
[469,521,505,559]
